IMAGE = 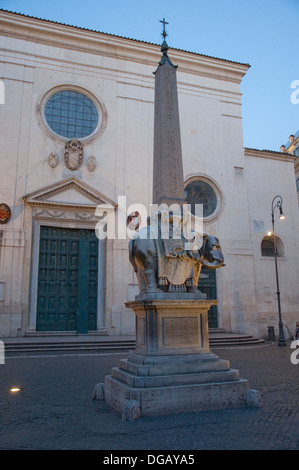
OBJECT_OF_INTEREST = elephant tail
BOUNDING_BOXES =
[129,238,138,272]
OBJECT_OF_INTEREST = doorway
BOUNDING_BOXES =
[36,226,98,333]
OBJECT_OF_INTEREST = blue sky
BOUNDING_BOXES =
[1,0,298,151]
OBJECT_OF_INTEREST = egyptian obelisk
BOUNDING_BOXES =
[152,18,185,207]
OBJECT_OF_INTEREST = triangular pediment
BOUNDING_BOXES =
[24,177,117,210]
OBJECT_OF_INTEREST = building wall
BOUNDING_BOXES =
[282,133,299,208]
[1,11,298,339]
[245,149,299,338]
[177,68,259,336]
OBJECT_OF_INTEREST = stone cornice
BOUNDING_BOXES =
[244,147,296,163]
[0,10,250,84]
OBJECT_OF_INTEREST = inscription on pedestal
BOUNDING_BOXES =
[162,316,199,346]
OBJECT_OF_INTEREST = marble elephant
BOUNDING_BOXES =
[129,225,225,294]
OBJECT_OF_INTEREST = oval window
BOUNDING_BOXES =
[44,90,99,139]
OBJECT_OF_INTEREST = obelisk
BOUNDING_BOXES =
[152,19,185,207]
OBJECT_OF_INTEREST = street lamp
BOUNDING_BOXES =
[270,195,286,347]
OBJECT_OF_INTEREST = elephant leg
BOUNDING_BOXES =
[187,263,202,293]
[144,267,160,293]
[193,262,202,287]
[142,255,161,293]
[136,270,147,294]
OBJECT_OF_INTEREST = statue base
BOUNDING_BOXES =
[95,299,254,419]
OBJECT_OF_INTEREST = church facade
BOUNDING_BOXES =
[1,10,299,339]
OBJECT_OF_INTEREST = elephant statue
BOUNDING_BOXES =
[129,211,224,295]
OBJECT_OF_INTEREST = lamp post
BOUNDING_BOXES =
[271,195,286,347]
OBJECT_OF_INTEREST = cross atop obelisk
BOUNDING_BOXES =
[152,19,185,207]
[160,17,168,38]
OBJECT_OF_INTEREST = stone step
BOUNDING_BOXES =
[210,334,265,348]
[118,356,231,376]
[110,366,240,388]
[1,332,264,355]
[104,374,249,417]
[2,339,136,355]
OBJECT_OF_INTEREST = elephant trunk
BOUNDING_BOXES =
[200,257,224,269]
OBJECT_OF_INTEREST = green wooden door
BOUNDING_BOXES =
[36,226,98,333]
[198,267,218,328]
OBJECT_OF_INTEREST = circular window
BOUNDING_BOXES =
[38,86,106,143]
[44,90,99,139]
[184,179,218,218]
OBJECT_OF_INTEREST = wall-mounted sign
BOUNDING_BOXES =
[127,211,141,231]
[0,204,11,224]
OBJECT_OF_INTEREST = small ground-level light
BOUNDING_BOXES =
[9,387,22,393]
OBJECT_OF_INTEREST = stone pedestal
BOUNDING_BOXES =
[130,298,213,355]
[97,299,252,420]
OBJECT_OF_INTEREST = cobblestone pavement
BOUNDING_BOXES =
[0,342,299,451]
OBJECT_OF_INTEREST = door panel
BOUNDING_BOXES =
[36,226,98,332]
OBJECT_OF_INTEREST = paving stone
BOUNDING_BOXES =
[0,343,298,450]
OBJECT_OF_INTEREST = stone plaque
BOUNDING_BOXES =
[234,166,244,177]
[162,316,199,346]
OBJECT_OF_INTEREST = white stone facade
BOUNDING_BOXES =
[1,10,299,339]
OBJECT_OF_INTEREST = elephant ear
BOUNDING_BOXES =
[199,234,209,256]
[128,238,138,273]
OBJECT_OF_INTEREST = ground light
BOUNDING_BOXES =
[9,387,22,393]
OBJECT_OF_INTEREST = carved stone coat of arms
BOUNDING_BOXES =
[64,138,83,170]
